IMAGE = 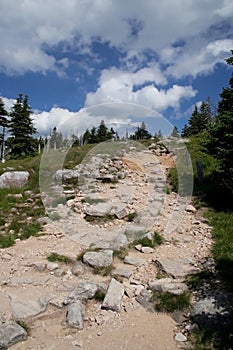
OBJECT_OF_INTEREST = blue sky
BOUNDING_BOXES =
[0,0,232,137]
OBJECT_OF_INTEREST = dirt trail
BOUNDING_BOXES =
[0,149,212,350]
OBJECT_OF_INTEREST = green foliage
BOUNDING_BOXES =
[113,248,128,260]
[130,231,164,248]
[93,264,114,276]
[130,122,152,140]
[49,212,61,221]
[47,252,73,264]
[8,94,37,158]
[186,270,214,289]
[83,120,115,144]
[182,99,213,137]
[0,233,16,248]
[151,291,191,312]
[206,210,233,291]
[93,289,106,301]
[127,211,138,222]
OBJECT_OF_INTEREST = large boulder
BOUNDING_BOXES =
[0,171,29,189]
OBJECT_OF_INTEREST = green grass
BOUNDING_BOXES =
[113,248,128,260]
[151,291,191,312]
[93,289,106,301]
[47,252,73,264]
[130,231,164,248]
[0,233,16,248]
[186,270,214,290]
[205,210,233,291]
[84,214,115,223]
[127,212,137,222]
[93,264,114,276]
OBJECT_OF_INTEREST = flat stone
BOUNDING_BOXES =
[111,268,133,279]
[66,301,85,330]
[110,234,128,250]
[124,256,145,267]
[85,203,112,217]
[175,333,187,342]
[102,278,124,312]
[155,258,200,278]
[11,295,51,319]
[47,262,59,271]
[65,282,98,303]
[125,225,147,239]
[149,278,188,295]
[141,247,154,254]
[10,277,33,286]
[83,250,113,268]
[0,321,27,349]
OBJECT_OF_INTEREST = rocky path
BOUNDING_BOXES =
[0,147,213,350]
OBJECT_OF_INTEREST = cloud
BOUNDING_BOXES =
[165,38,233,78]
[0,1,232,76]
[85,67,197,110]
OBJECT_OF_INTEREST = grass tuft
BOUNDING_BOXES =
[151,291,191,312]
[47,252,73,264]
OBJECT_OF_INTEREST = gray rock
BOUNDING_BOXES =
[175,332,187,342]
[102,278,124,312]
[135,288,154,312]
[10,277,33,286]
[71,261,85,276]
[125,225,147,240]
[149,278,188,295]
[46,262,59,271]
[66,301,85,330]
[110,234,128,250]
[111,268,133,279]
[83,250,113,268]
[54,169,80,182]
[11,295,51,319]
[0,171,29,189]
[0,321,27,349]
[112,204,128,219]
[141,247,154,254]
[65,282,98,303]
[155,258,200,278]
[124,256,145,267]
[85,203,113,217]
[186,204,196,213]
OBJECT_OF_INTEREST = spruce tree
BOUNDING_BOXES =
[209,51,233,192]
[8,94,37,158]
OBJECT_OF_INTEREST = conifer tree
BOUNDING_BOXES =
[8,94,37,158]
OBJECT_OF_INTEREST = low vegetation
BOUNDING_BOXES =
[47,252,73,264]
[129,231,164,249]
[151,291,191,312]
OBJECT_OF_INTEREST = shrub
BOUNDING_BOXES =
[47,252,73,264]
[151,291,191,312]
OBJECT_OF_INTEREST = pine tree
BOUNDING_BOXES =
[182,100,212,137]
[0,98,8,160]
[209,50,233,192]
[8,94,37,158]
[134,122,151,140]
[171,126,179,138]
